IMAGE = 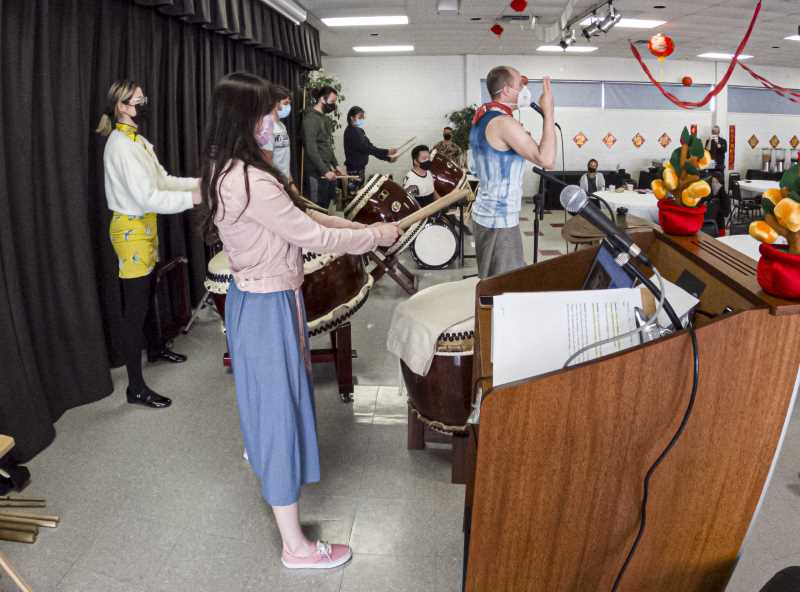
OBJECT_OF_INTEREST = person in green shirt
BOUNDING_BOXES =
[302,85,339,209]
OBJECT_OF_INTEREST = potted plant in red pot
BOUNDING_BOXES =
[749,164,800,299]
[650,127,712,235]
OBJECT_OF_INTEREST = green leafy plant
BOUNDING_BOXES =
[445,105,478,152]
[305,69,346,131]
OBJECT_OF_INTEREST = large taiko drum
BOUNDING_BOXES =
[430,150,468,197]
[204,250,373,336]
[301,252,373,336]
[344,174,425,256]
[401,317,474,433]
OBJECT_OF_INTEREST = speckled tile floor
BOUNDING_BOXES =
[1,208,797,591]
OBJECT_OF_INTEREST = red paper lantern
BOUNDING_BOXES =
[510,0,528,12]
[490,23,504,37]
[648,33,675,62]
[682,76,693,87]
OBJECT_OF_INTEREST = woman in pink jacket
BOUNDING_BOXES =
[200,73,400,570]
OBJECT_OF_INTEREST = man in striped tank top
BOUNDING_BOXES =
[469,66,556,278]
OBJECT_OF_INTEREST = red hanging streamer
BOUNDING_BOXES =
[738,61,800,104]
[629,0,762,109]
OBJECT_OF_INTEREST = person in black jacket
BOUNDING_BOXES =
[343,106,396,193]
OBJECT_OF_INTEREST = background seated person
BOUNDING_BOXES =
[579,158,606,195]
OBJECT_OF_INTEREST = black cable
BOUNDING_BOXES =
[610,265,700,592]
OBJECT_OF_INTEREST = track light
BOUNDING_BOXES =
[582,13,600,40]
[599,4,622,32]
[559,29,577,49]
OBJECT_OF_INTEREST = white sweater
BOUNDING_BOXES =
[103,129,197,216]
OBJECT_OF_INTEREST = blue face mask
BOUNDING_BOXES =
[354,118,366,128]
[278,104,291,119]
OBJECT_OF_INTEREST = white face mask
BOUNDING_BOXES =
[516,85,532,110]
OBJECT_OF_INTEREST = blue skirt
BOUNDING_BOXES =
[225,282,320,506]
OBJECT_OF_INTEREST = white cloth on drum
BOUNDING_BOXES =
[387,276,478,376]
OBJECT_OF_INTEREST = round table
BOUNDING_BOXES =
[717,233,786,261]
[594,190,660,224]
[737,179,779,194]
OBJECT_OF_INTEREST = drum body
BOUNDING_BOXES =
[401,318,474,432]
[204,250,373,336]
[302,252,374,336]
[410,216,458,270]
[204,250,233,319]
[430,151,467,196]
[344,174,425,256]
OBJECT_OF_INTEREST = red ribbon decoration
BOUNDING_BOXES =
[738,61,800,104]
[510,0,528,12]
[629,0,761,109]
[473,101,514,124]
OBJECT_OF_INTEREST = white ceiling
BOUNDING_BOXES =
[303,0,800,68]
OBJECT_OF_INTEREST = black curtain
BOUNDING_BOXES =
[0,0,320,462]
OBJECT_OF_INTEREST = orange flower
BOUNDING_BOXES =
[749,220,779,244]
[774,198,800,232]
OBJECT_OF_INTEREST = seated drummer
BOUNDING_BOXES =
[403,145,438,208]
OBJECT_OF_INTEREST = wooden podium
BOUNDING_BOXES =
[463,229,800,592]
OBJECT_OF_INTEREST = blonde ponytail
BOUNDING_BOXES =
[95,79,140,136]
[95,113,114,136]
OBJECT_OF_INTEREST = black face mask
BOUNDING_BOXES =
[443,133,452,141]
[322,102,336,114]
[588,165,597,173]
[419,160,432,171]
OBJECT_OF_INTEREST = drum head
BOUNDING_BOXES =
[411,221,458,269]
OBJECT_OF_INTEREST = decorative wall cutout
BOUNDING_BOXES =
[573,132,588,148]
[602,132,617,149]
[632,133,646,149]
[658,133,672,148]
[748,134,759,149]
[791,135,799,149]
[769,135,781,149]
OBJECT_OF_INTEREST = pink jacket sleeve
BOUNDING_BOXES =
[309,210,366,230]
[246,174,378,254]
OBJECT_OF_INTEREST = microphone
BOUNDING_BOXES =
[530,101,561,130]
[560,185,651,267]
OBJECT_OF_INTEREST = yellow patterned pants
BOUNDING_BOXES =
[109,212,159,279]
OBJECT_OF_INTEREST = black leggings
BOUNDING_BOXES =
[120,274,159,391]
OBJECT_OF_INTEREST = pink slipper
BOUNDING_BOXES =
[281,541,352,570]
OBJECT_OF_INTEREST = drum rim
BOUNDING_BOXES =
[307,273,374,336]
[386,219,425,257]
[344,173,385,220]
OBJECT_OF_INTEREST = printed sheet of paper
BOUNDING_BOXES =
[492,289,643,386]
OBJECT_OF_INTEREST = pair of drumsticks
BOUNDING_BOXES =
[321,136,418,181]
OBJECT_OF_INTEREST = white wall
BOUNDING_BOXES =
[322,54,800,192]
[321,56,465,181]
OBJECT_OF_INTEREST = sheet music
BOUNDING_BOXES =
[492,289,643,386]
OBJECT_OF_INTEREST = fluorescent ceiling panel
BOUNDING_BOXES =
[353,45,415,53]
[322,16,409,27]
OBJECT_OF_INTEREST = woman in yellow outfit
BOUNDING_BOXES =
[96,80,201,409]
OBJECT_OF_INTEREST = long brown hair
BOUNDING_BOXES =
[95,79,140,136]
[199,72,304,240]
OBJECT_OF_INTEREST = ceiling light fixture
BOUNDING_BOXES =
[322,16,409,27]
[258,0,307,25]
[538,45,598,53]
[559,29,577,49]
[581,16,665,28]
[436,0,461,16]
[353,45,415,53]
[599,6,623,32]
[785,34,800,41]
[697,52,753,60]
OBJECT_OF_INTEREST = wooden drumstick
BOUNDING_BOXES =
[392,136,417,158]
[0,550,33,591]
[396,188,470,230]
